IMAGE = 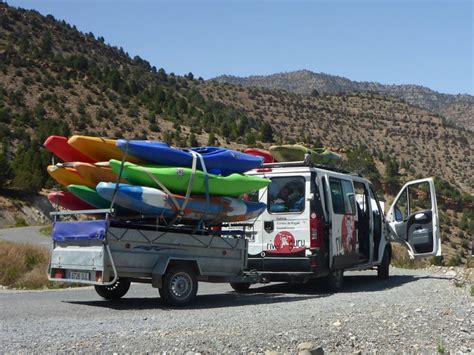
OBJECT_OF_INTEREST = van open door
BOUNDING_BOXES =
[386,178,441,258]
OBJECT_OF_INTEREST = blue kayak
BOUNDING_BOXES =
[116,140,264,176]
[96,182,267,223]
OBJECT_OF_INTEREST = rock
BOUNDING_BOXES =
[297,342,324,355]
[332,320,342,327]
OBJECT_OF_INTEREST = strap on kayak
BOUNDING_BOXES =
[109,139,130,218]
[189,150,210,231]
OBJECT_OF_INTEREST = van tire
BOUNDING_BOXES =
[377,247,391,280]
[159,265,198,307]
[326,269,344,290]
[230,282,251,292]
[94,279,130,300]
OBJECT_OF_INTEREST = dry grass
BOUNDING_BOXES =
[0,240,49,288]
[391,244,429,269]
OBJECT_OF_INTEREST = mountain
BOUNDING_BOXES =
[0,4,472,264]
[212,70,474,132]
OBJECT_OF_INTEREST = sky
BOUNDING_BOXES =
[8,0,474,95]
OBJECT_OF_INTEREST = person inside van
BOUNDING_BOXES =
[270,185,291,212]
[270,183,305,212]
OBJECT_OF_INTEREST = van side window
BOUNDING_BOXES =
[341,179,356,215]
[329,178,356,215]
[329,179,345,214]
[268,177,305,213]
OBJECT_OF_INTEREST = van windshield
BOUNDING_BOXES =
[267,176,305,213]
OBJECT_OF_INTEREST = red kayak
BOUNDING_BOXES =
[244,148,276,164]
[43,136,94,163]
[48,191,94,210]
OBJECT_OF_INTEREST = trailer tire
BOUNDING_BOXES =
[377,247,391,280]
[159,265,198,307]
[230,282,251,292]
[326,269,344,290]
[94,279,130,300]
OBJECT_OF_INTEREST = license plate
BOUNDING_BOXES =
[69,271,90,281]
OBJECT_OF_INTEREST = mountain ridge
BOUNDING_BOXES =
[212,70,474,131]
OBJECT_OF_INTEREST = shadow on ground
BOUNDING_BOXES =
[65,272,446,310]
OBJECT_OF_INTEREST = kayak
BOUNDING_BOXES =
[96,182,267,223]
[67,185,133,215]
[116,140,263,175]
[68,136,143,164]
[244,148,275,164]
[67,184,113,209]
[48,191,94,210]
[269,144,341,164]
[73,162,123,187]
[109,159,270,196]
[47,165,90,187]
[43,136,94,163]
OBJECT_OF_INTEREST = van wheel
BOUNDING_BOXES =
[94,279,130,300]
[230,282,251,292]
[377,247,391,280]
[326,269,344,290]
[159,265,198,307]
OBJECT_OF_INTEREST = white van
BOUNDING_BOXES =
[229,161,441,291]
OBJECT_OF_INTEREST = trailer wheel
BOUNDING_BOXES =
[230,282,251,292]
[94,279,130,300]
[326,269,344,290]
[377,247,391,280]
[159,266,198,306]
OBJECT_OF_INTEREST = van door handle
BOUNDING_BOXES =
[264,221,274,233]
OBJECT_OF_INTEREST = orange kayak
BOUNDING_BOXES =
[73,162,124,187]
[67,136,143,164]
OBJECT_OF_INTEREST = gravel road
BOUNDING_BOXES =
[0,267,472,353]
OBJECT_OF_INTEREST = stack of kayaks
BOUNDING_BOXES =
[43,135,269,224]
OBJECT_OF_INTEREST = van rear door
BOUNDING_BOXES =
[261,174,310,271]
[386,178,441,257]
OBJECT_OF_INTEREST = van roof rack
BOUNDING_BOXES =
[261,160,361,176]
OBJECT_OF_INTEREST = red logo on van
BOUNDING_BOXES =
[274,231,295,252]
[341,214,357,253]
[269,231,305,254]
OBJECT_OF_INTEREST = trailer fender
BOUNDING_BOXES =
[151,258,201,288]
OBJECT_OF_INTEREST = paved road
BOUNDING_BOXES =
[0,226,50,247]
[0,268,471,353]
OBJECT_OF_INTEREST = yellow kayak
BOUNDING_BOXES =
[67,136,143,164]
[47,165,89,187]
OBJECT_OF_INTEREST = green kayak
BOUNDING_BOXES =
[270,144,341,165]
[109,160,270,196]
[67,184,132,214]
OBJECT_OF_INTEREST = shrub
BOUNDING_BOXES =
[446,254,462,267]
[0,241,49,288]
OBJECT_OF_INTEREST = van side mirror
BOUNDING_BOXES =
[306,193,314,201]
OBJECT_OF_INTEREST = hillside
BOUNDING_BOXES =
[213,70,474,132]
[0,3,472,265]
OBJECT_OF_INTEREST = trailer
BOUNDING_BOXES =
[48,209,256,306]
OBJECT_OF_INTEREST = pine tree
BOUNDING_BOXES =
[260,122,274,142]
[207,132,216,146]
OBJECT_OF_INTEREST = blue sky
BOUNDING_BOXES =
[8,0,474,95]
